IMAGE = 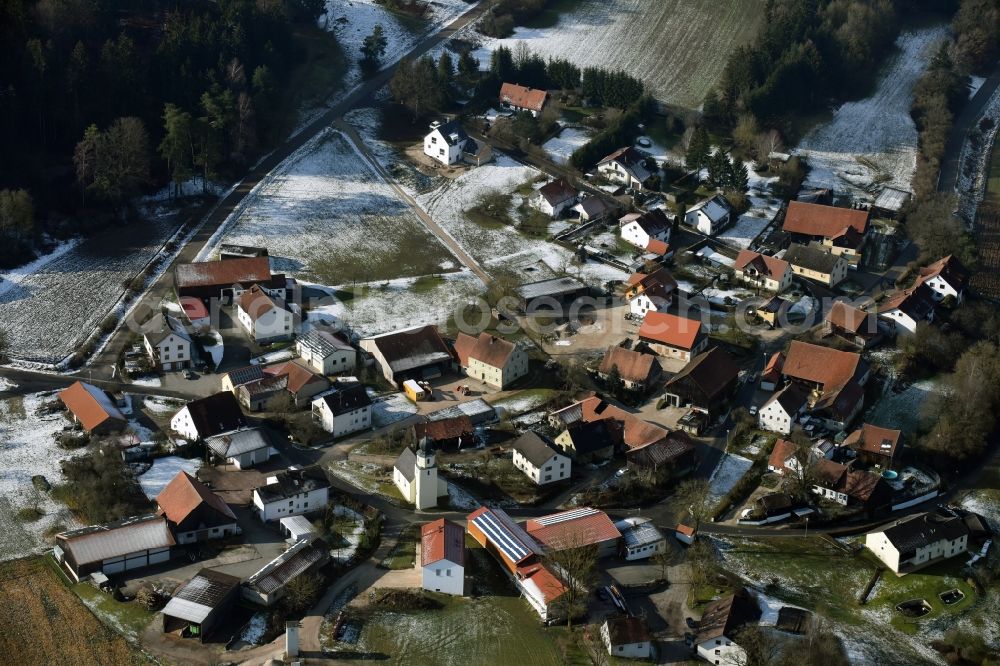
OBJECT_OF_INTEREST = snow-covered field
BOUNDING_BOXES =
[716,165,782,250]
[795,25,949,198]
[468,0,764,107]
[203,128,458,284]
[0,209,183,363]
[138,456,202,500]
[543,126,594,165]
[0,392,82,561]
[865,378,946,435]
[707,453,753,504]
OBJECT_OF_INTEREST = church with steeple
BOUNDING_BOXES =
[392,439,449,509]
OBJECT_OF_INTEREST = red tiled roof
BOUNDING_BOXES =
[239,284,286,322]
[783,340,863,391]
[180,297,210,320]
[826,301,877,336]
[500,82,547,112]
[598,346,660,385]
[175,257,271,289]
[565,395,668,449]
[156,471,236,528]
[638,312,702,350]
[524,507,621,551]
[734,250,790,279]
[421,518,465,567]
[878,283,936,320]
[646,239,670,255]
[844,423,901,459]
[264,360,325,395]
[414,416,473,442]
[518,563,566,604]
[768,439,797,471]
[675,524,696,537]
[916,255,968,292]
[783,201,869,238]
[761,351,784,384]
[537,179,576,206]
[467,332,518,369]
[58,381,126,433]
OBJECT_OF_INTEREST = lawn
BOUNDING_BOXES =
[865,560,976,635]
[381,524,420,570]
[0,557,147,665]
[73,581,158,642]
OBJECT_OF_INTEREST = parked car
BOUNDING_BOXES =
[184,370,198,380]
[749,405,758,416]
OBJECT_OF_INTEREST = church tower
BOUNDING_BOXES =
[414,438,439,510]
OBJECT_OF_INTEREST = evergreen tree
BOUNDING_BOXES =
[458,50,479,79]
[159,103,194,197]
[685,126,710,172]
[360,24,387,66]
[490,45,514,81]
[437,50,454,84]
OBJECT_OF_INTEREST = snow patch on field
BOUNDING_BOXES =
[865,378,946,434]
[795,25,949,198]
[707,453,753,503]
[543,126,594,165]
[0,392,81,561]
[138,456,202,499]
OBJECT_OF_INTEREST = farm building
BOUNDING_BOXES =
[573,195,614,222]
[423,119,474,166]
[421,518,465,596]
[311,382,372,437]
[878,284,936,336]
[296,328,356,375]
[517,276,589,313]
[156,471,238,544]
[252,466,330,522]
[758,383,810,435]
[161,569,242,641]
[824,301,882,348]
[237,284,298,344]
[734,250,792,292]
[871,186,911,218]
[174,256,288,301]
[412,416,475,450]
[243,536,330,606]
[453,331,529,389]
[524,507,621,557]
[614,517,667,561]
[141,313,193,371]
[359,325,454,385]
[624,267,677,317]
[205,428,274,469]
[171,392,248,441]
[625,432,696,476]
[685,195,731,236]
[694,589,760,665]
[782,201,870,264]
[499,82,548,116]
[55,514,175,582]
[597,346,662,392]
[811,459,891,511]
[662,347,740,417]
[548,395,668,451]
[783,243,849,287]
[619,209,672,250]
[59,381,127,434]
[602,616,652,659]
[511,431,571,485]
[637,311,707,361]
[554,419,617,463]
[427,398,497,425]
[220,365,265,394]
[597,147,652,190]
[531,179,577,218]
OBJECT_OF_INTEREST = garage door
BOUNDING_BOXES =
[124,554,149,571]
[149,549,171,565]
[103,559,125,575]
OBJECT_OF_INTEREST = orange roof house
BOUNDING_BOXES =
[638,312,706,359]
[499,82,548,113]
[421,518,465,567]
[844,423,902,466]
[59,381,127,434]
[783,201,870,239]
[825,301,881,347]
[598,346,662,390]
[781,340,866,392]
[156,471,237,541]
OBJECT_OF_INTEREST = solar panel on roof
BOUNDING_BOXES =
[472,511,539,564]
[532,507,600,526]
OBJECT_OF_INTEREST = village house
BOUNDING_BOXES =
[421,518,465,596]
[778,340,869,431]
[423,119,474,166]
[637,311,708,361]
[619,209,672,250]
[413,415,475,450]
[752,295,790,328]
[54,514,175,582]
[685,195,731,236]
[252,466,330,522]
[156,471,239,544]
[554,419,618,463]
[915,255,968,303]
[59,380,127,434]
[865,511,970,575]
[845,423,902,468]
[296,328,356,375]
[624,267,678,317]
[572,195,613,222]
[767,438,802,474]
[221,365,265,394]
[783,243,849,287]
[237,284,297,344]
[782,200,870,264]
[811,459,891,512]
[311,382,373,437]
[392,441,449,510]
[614,517,667,561]
[597,146,652,190]
[179,296,210,333]
[499,82,548,116]
[511,431,571,485]
[171,392,247,442]
[734,250,793,292]
[161,569,242,641]
[758,383,810,435]
[878,283,936,336]
[531,178,577,218]
[602,616,653,660]
[625,431,697,477]
[174,256,290,302]
[694,589,761,666]
[242,536,330,606]
[824,301,882,348]
[453,331,529,389]
[236,361,329,412]
[359,325,454,386]
[141,313,193,371]
[598,346,662,392]
[205,428,274,469]
[549,394,669,452]
[268,361,328,407]
[759,352,784,391]
[524,507,621,557]
[662,347,740,417]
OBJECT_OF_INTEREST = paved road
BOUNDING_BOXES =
[938,64,1000,194]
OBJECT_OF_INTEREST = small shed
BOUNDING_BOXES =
[161,569,242,641]
[280,515,316,542]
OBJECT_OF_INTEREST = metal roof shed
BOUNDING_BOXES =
[279,515,316,542]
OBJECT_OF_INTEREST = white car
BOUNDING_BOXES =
[749,405,758,416]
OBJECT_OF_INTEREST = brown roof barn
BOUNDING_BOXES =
[783,201,870,238]
[59,381,127,434]
[598,346,662,388]
[156,471,237,534]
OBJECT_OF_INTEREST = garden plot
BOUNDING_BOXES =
[707,453,753,504]
[0,393,82,561]
[468,0,764,108]
[138,456,202,499]
[865,378,946,435]
[795,25,949,198]
[0,209,183,364]
[717,168,783,250]
[205,129,459,285]
[542,126,594,165]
